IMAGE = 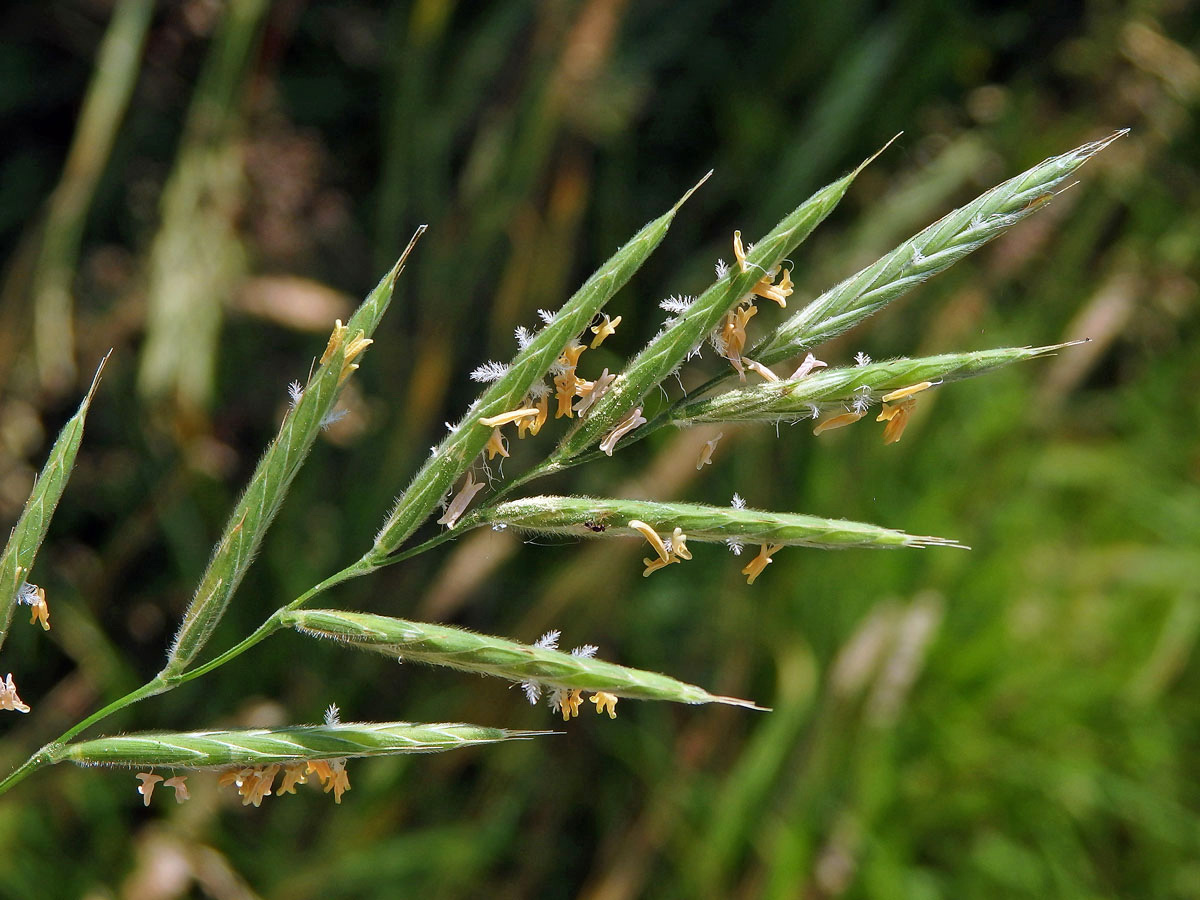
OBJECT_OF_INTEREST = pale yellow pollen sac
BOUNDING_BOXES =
[881,381,935,403]
[484,427,509,460]
[240,764,281,808]
[642,556,674,576]
[525,394,549,436]
[437,471,486,528]
[590,314,622,348]
[558,342,586,369]
[479,407,539,428]
[813,410,866,435]
[743,359,779,382]
[629,520,669,562]
[669,527,692,561]
[696,432,724,470]
[338,332,373,384]
[307,759,333,786]
[217,768,249,788]
[752,266,793,308]
[553,372,578,418]
[574,368,615,417]
[590,691,619,719]
[733,230,750,273]
[877,398,916,445]
[642,526,692,576]
[789,353,828,380]
[599,407,646,456]
[557,689,584,721]
[276,763,309,796]
[136,772,163,807]
[741,543,783,585]
[163,775,190,803]
[28,586,49,631]
[719,302,758,380]
[306,758,351,803]
[320,319,348,365]
[0,673,30,713]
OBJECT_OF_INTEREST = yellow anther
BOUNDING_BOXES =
[479,407,539,428]
[0,673,29,713]
[527,394,549,436]
[27,586,49,631]
[163,776,190,803]
[484,428,509,460]
[743,359,779,382]
[559,342,586,369]
[590,314,622,348]
[590,691,619,719]
[629,520,669,562]
[741,543,783,585]
[877,398,916,444]
[752,267,793,307]
[813,410,866,435]
[696,432,724,470]
[599,407,646,456]
[277,763,308,795]
[136,772,163,806]
[733,230,750,273]
[559,689,584,721]
[320,320,348,365]
[881,381,934,403]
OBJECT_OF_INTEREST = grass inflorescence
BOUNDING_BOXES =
[0,132,1123,810]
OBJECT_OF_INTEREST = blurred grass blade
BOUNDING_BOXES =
[0,354,108,650]
[59,721,544,769]
[367,175,709,562]
[551,141,896,465]
[475,496,963,551]
[673,343,1082,424]
[136,0,270,413]
[284,609,764,709]
[32,0,155,393]
[750,131,1127,364]
[161,235,423,676]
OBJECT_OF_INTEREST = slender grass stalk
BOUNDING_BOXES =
[136,0,270,411]
[750,131,1127,365]
[59,722,546,769]
[367,174,710,562]
[284,609,763,709]
[0,354,108,649]
[471,497,962,551]
[671,343,1081,425]
[31,0,155,393]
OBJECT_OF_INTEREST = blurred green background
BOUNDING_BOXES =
[1,1,1198,897]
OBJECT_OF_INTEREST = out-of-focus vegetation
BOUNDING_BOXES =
[0,1,1197,897]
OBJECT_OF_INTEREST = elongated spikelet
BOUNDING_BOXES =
[162,230,425,675]
[0,354,107,651]
[672,343,1082,425]
[60,722,545,770]
[283,609,764,710]
[478,497,963,551]
[751,131,1127,362]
